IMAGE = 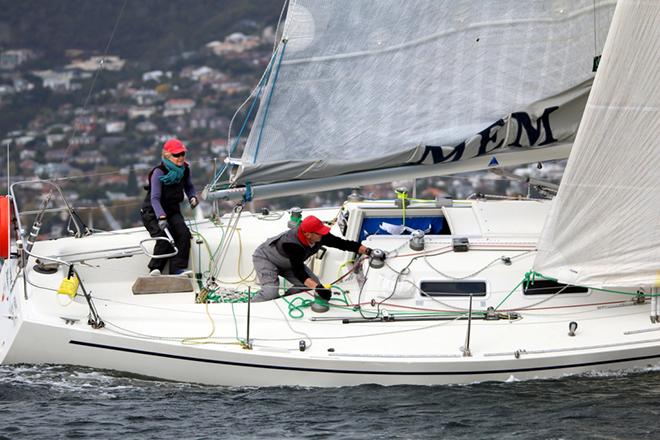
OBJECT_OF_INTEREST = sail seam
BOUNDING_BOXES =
[283,3,616,66]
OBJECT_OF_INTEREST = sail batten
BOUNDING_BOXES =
[230,0,615,185]
[533,0,660,289]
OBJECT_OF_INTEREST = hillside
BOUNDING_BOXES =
[0,0,283,65]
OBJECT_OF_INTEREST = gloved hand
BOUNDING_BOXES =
[315,285,332,301]
[190,196,198,209]
[158,218,168,231]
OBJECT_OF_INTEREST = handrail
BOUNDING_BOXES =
[21,244,72,268]
[8,179,178,267]
[22,229,178,265]
[139,227,178,259]
[9,179,90,242]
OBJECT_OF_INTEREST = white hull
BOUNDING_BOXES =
[2,199,659,386]
[4,312,660,387]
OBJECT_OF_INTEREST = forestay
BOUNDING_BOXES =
[232,0,615,185]
[533,0,660,289]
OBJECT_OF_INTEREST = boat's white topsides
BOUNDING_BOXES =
[1,198,658,386]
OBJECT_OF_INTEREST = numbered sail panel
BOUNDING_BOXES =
[234,0,616,185]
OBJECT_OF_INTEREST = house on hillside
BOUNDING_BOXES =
[205,33,261,55]
[142,70,164,82]
[73,115,96,133]
[136,121,158,133]
[163,99,195,117]
[73,150,107,166]
[105,121,126,134]
[131,89,160,106]
[32,70,75,92]
[0,84,15,95]
[0,49,36,70]
[68,135,96,147]
[46,134,66,147]
[66,55,125,72]
[35,163,76,178]
[44,149,69,162]
[129,106,157,119]
[217,81,250,95]
[210,138,228,154]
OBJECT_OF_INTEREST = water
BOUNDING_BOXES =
[1,365,659,439]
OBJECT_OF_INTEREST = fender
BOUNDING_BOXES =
[0,196,10,259]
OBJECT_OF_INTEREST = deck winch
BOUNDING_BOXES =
[368,248,386,269]
[287,207,302,229]
[409,230,425,251]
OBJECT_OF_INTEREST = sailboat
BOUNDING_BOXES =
[0,0,658,387]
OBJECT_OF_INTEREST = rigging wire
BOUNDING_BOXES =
[212,0,292,190]
[62,0,129,161]
[225,0,290,156]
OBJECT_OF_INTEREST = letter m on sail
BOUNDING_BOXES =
[509,106,559,147]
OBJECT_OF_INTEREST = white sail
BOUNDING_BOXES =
[232,0,615,185]
[533,0,660,289]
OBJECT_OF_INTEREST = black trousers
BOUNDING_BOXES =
[141,207,191,274]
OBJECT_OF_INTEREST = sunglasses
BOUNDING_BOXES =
[171,152,186,158]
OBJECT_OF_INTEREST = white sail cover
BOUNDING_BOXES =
[233,0,615,185]
[533,0,660,289]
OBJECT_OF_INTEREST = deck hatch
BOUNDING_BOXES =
[420,281,487,297]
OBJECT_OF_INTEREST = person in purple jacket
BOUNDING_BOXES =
[141,138,198,276]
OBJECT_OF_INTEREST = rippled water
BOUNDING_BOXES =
[1,365,659,439]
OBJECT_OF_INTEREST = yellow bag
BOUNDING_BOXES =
[57,275,79,298]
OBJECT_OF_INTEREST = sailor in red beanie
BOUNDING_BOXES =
[140,138,198,276]
[252,215,373,302]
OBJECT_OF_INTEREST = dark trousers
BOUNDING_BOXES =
[141,208,191,274]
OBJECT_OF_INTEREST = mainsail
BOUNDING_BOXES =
[230,0,615,187]
[533,0,660,289]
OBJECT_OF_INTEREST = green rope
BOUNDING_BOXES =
[524,270,657,296]
[283,296,314,319]
[494,279,524,310]
[496,270,659,311]
[330,284,350,305]
[590,286,660,297]
[200,289,255,303]
[230,303,247,346]
[523,270,557,288]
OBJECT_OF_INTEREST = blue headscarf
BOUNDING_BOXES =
[159,158,185,185]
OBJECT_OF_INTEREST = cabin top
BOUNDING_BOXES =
[340,198,551,241]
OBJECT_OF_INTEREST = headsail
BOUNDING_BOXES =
[230,0,615,186]
[533,0,660,289]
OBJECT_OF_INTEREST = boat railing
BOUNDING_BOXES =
[139,228,178,260]
[8,179,176,266]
